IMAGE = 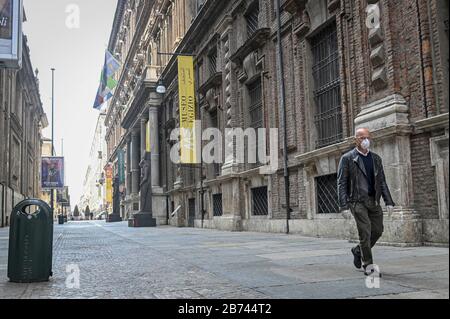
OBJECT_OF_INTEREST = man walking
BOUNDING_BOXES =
[337,128,395,275]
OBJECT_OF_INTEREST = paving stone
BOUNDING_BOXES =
[0,221,448,299]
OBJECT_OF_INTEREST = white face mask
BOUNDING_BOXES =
[361,138,371,150]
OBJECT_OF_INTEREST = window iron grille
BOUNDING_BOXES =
[246,5,259,38]
[188,198,196,227]
[311,21,343,148]
[209,109,221,177]
[208,49,218,76]
[445,18,449,37]
[252,186,268,216]
[213,163,221,177]
[247,79,263,168]
[213,193,223,217]
[316,173,339,214]
[248,79,263,129]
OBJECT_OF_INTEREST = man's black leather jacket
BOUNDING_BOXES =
[337,148,395,210]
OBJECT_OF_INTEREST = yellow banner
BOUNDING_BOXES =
[105,165,113,204]
[177,56,197,164]
[106,179,112,203]
[146,120,151,152]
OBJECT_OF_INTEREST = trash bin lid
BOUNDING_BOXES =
[12,199,52,219]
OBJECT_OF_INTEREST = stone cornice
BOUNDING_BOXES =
[107,0,127,52]
[413,113,449,133]
[283,0,307,14]
[229,28,271,64]
[121,91,149,130]
[197,33,220,58]
[106,1,154,124]
[198,72,223,95]
[160,0,228,82]
[107,134,127,163]
[295,138,354,166]
[21,36,45,123]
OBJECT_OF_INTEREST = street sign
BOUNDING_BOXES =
[57,186,70,204]
[41,157,65,189]
[0,0,23,69]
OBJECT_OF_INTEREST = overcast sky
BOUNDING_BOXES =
[23,0,117,208]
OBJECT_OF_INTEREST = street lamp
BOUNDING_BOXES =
[51,68,56,220]
[156,79,166,94]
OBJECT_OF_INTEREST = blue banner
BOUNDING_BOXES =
[118,149,125,184]
[41,157,65,189]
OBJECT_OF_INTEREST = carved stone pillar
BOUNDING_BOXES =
[131,130,140,195]
[426,129,450,243]
[140,118,147,160]
[148,93,166,226]
[149,106,160,188]
[366,1,388,91]
[126,137,132,195]
[218,16,238,176]
[355,94,422,244]
[430,130,450,221]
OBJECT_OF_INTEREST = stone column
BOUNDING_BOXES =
[149,106,160,187]
[131,130,140,195]
[218,17,238,176]
[126,137,132,195]
[147,93,167,226]
[140,118,147,160]
[0,106,4,183]
[354,94,422,244]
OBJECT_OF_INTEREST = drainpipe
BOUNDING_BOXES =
[275,0,291,234]
[426,0,440,115]
[195,62,205,229]
[416,0,429,118]
[0,182,5,228]
[10,188,14,226]
[344,8,354,136]
[162,94,170,226]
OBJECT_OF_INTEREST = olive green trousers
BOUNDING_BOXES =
[350,197,384,266]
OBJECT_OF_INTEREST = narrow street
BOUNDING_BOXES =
[0,222,448,299]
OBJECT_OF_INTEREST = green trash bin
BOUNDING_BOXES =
[7,199,54,283]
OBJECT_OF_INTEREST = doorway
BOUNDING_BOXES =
[188,198,196,228]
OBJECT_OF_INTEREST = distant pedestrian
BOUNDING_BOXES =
[337,128,395,276]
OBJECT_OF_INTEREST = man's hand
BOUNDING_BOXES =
[341,209,352,220]
[387,205,394,219]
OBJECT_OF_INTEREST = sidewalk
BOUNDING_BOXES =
[0,221,448,299]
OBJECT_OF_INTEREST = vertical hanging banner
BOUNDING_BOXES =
[105,164,113,204]
[41,157,65,189]
[118,149,125,184]
[0,0,12,39]
[146,120,151,153]
[177,56,197,164]
[0,0,23,69]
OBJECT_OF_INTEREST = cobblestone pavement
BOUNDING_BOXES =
[0,221,448,299]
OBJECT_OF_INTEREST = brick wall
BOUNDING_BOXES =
[156,0,448,226]
[410,132,439,219]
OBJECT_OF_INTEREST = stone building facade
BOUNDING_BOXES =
[79,113,108,217]
[105,0,202,224]
[105,0,448,245]
[0,36,48,227]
